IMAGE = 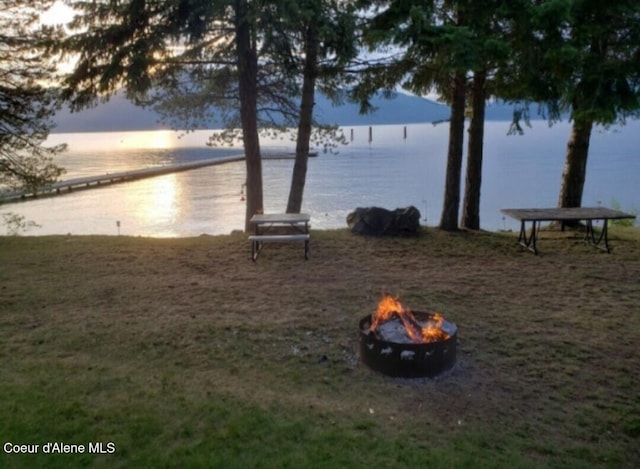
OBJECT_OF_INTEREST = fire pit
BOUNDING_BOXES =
[359,294,457,378]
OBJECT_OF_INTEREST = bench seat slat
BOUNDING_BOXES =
[249,234,310,242]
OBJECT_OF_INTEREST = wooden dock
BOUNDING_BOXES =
[0,154,245,204]
[0,149,320,204]
[263,151,318,159]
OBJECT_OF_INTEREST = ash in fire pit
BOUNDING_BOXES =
[359,294,457,378]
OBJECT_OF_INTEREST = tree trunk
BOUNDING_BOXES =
[439,71,467,231]
[286,22,318,214]
[557,116,593,209]
[461,70,487,230]
[235,0,263,232]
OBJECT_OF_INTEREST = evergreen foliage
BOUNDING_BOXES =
[532,0,640,208]
[0,0,65,193]
[356,0,525,230]
[354,0,640,227]
[59,0,358,228]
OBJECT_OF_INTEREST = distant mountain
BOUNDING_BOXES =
[53,95,175,133]
[52,91,523,133]
[313,92,451,126]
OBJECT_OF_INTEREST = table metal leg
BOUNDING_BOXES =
[517,220,538,254]
[585,219,610,252]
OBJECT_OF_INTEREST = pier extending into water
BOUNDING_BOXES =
[0,149,319,205]
[0,154,246,204]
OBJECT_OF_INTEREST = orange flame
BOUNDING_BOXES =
[370,294,449,344]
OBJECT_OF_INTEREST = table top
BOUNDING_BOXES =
[501,207,636,221]
[250,213,311,224]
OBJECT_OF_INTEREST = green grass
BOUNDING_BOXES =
[1,227,639,467]
[0,361,537,468]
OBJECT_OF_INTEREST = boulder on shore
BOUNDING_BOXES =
[346,206,421,236]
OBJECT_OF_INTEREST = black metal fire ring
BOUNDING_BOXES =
[359,311,457,378]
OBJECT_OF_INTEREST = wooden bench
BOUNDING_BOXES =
[249,234,310,261]
[501,207,636,254]
[249,213,311,261]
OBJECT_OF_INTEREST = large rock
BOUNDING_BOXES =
[346,206,421,236]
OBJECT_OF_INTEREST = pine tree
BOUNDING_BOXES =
[515,0,640,211]
[61,0,265,231]
[555,0,640,209]
[0,0,65,193]
[275,0,357,214]
[60,0,357,229]
[357,1,481,230]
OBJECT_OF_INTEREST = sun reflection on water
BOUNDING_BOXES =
[126,173,182,233]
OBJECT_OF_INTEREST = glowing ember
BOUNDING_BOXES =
[369,294,450,344]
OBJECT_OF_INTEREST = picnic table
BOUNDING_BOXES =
[249,213,311,261]
[500,207,636,254]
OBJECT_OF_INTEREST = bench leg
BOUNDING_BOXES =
[251,239,309,261]
[251,240,262,262]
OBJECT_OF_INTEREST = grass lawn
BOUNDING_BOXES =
[1,226,639,468]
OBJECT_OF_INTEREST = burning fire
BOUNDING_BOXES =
[370,294,450,344]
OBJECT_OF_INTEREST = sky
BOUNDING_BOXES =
[40,1,74,26]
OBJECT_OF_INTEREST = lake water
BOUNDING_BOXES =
[2,120,638,236]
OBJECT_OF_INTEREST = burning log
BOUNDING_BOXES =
[359,294,457,378]
[369,294,450,344]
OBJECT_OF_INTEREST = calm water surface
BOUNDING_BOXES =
[2,121,639,236]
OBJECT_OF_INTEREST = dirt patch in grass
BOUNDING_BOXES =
[1,226,639,466]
